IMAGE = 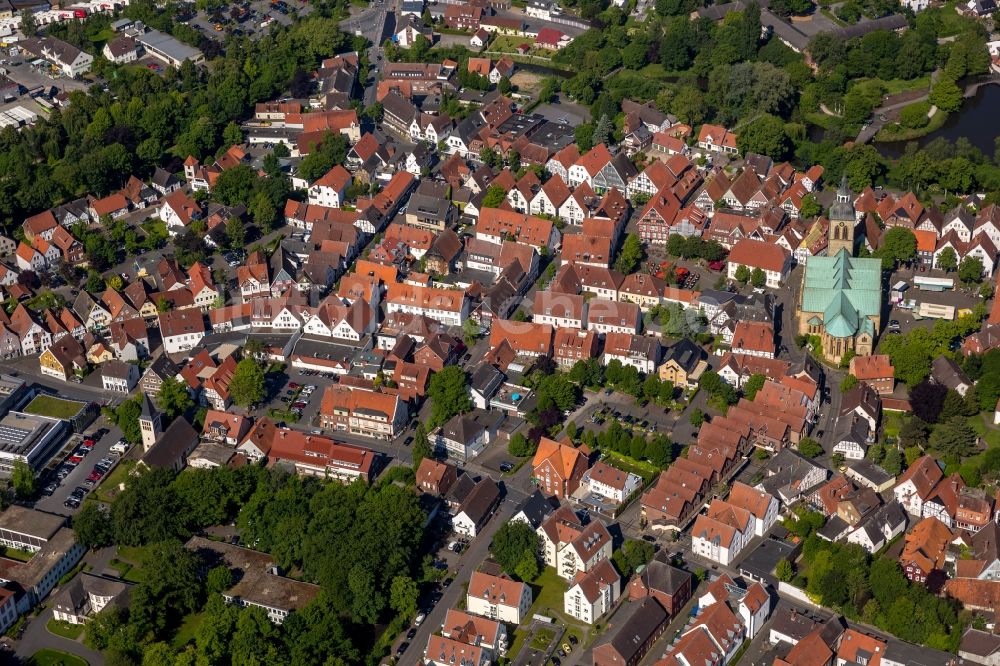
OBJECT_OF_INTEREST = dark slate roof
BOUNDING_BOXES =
[641,554,692,595]
[595,598,667,662]
[513,490,558,529]
[457,478,501,525]
[141,417,198,469]
[663,339,704,374]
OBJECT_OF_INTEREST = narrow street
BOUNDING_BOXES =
[397,500,519,664]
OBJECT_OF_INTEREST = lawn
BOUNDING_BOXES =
[115,544,152,583]
[967,413,1000,448]
[46,619,84,640]
[28,649,88,666]
[857,75,931,95]
[485,34,553,58]
[94,460,137,503]
[603,450,660,483]
[23,395,86,420]
[530,626,556,650]
[1,546,34,563]
[88,28,116,45]
[171,611,205,649]
[883,411,904,440]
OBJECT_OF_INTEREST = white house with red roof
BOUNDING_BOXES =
[307,165,352,209]
[726,238,791,289]
[564,559,620,625]
[466,571,532,624]
[160,190,203,237]
[697,124,738,155]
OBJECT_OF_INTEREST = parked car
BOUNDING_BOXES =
[499,461,514,473]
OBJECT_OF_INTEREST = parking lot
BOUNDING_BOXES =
[183,0,312,40]
[32,420,125,517]
[2,57,90,94]
[268,374,321,426]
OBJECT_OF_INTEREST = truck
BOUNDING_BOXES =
[916,302,955,320]
[914,276,954,292]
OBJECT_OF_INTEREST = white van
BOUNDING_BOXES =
[110,441,129,455]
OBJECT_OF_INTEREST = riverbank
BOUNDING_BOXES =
[874,107,948,142]
[875,77,1000,156]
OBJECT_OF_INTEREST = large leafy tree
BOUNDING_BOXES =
[158,376,194,419]
[229,358,266,408]
[490,521,541,579]
[428,366,471,428]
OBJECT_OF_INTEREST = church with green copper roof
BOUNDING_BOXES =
[796,248,883,365]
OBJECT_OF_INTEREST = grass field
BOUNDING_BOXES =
[94,460,136,504]
[485,34,553,58]
[875,109,949,143]
[857,75,931,95]
[23,395,86,420]
[1,546,34,562]
[46,619,84,640]
[603,450,660,483]
[171,611,205,649]
[28,649,88,666]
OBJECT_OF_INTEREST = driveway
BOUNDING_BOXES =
[15,605,105,665]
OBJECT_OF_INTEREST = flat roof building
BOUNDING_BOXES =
[0,411,67,475]
[132,28,205,67]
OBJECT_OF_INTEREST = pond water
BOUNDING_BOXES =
[877,83,1000,159]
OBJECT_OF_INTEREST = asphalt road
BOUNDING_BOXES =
[397,499,519,664]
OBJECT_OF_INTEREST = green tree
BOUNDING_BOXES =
[613,539,655,575]
[481,184,506,208]
[226,217,246,249]
[929,416,977,458]
[879,227,917,269]
[508,432,537,457]
[689,407,705,427]
[734,264,751,283]
[841,374,859,392]
[129,540,202,637]
[428,366,471,427]
[491,521,541,579]
[19,9,36,36]
[158,376,194,419]
[206,565,234,595]
[412,423,432,469]
[883,447,904,475]
[11,459,34,499]
[389,575,419,618]
[959,256,984,284]
[73,502,113,548]
[750,267,766,288]
[798,437,823,458]
[937,246,958,273]
[799,194,822,219]
[776,559,794,582]
[615,233,645,274]
[229,358,265,407]
[106,396,143,444]
[736,113,790,159]
[743,374,766,401]
[929,77,963,113]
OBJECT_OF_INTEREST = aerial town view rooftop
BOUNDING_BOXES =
[0,0,997,663]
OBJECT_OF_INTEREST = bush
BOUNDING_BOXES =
[899,101,931,130]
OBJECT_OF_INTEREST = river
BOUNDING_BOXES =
[877,82,1000,159]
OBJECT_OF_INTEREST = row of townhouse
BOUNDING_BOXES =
[690,483,780,566]
[893,454,1000,531]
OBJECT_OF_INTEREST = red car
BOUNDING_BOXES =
[289,382,301,389]
[82,439,95,448]
[293,401,307,409]
[69,455,83,464]
[87,471,102,482]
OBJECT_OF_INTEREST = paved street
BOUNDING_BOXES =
[396,500,519,664]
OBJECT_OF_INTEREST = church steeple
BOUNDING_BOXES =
[828,174,856,256]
